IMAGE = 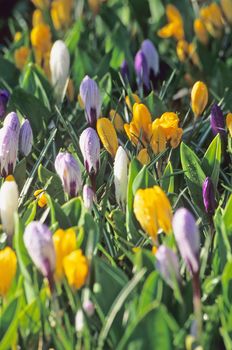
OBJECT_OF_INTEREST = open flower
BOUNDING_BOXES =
[63,249,88,289]
[96,118,118,158]
[134,185,172,240]
[158,4,185,41]
[194,18,209,45]
[0,247,17,296]
[200,3,224,38]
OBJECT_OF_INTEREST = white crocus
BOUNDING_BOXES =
[114,146,129,209]
[0,176,18,236]
[50,40,70,103]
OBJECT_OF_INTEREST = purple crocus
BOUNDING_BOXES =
[79,76,101,128]
[141,39,159,85]
[19,119,33,156]
[55,152,82,197]
[4,112,20,137]
[83,184,95,211]
[156,245,181,289]
[24,221,56,290]
[134,50,150,93]
[120,60,129,82]
[0,90,10,119]
[173,208,200,275]
[0,126,19,177]
[202,177,217,215]
[210,104,226,137]
[79,127,100,175]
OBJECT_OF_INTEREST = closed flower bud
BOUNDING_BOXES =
[0,176,18,236]
[63,249,88,289]
[173,208,200,275]
[96,118,118,158]
[156,245,180,289]
[0,126,19,177]
[194,19,209,45]
[120,59,129,81]
[4,112,20,136]
[83,299,95,316]
[202,177,217,215]
[210,104,226,136]
[55,152,82,198]
[0,90,10,119]
[134,50,150,92]
[75,309,85,333]
[83,184,95,211]
[80,76,101,127]
[50,40,70,102]
[226,113,232,137]
[24,221,56,288]
[114,146,129,209]
[79,127,100,175]
[221,0,232,24]
[0,247,17,296]
[191,81,208,117]
[19,119,33,156]
[141,39,159,78]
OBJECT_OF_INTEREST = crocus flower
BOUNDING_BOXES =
[137,148,150,165]
[0,247,17,296]
[114,146,129,209]
[50,40,70,102]
[191,81,208,117]
[4,112,20,136]
[157,4,184,41]
[210,104,226,137]
[109,109,124,133]
[200,3,224,38]
[194,18,209,45]
[156,245,181,289]
[24,221,56,289]
[0,90,10,119]
[0,176,18,236]
[83,184,95,211]
[14,46,30,70]
[120,59,129,81]
[134,185,172,240]
[83,299,95,316]
[79,127,100,175]
[202,177,217,215]
[221,0,232,24]
[141,39,159,82]
[134,50,150,93]
[55,152,82,197]
[63,249,88,289]
[226,113,232,137]
[0,126,19,177]
[75,309,85,333]
[96,118,118,158]
[173,208,200,275]
[19,119,33,156]
[79,76,101,127]
[34,189,47,208]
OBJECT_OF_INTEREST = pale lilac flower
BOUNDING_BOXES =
[141,39,159,77]
[156,245,181,288]
[79,76,101,127]
[83,184,95,211]
[0,126,19,177]
[134,50,150,93]
[79,127,100,175]
[4,112,20,137]
[19,119,33,156]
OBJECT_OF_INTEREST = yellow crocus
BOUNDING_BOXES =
[137,148,150,165]
[0,247,17,296]
[150,124,166,155]
[63,249,88,289]
[194,18,209,45]
[221,0,232,24]
[226,113,232,136]
[191,81,208,117]
[134,185,172,240]
[200,3,224,38]
[34,189,47,208]
[31,0,49,9]
[53,228,76,280]
[14,46,30,70]
[51,0,73,31]
[109,109,124,133]
[32,9,44,27]
[125,93,141,111]
[14,31,22,42]
[97,118,118,157]
[188,43,200,67]
[31,23,52,55]
[176,40,189,62]
[124,103,152,146]
[158,4,184,41]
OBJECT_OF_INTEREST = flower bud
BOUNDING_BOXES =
[24,221,56,288]
[50,40,70,102]
[120,59,129,81]
[19,119,33,156]
[0,247,17,296]
[63,249,88,289]
[4,112,20,136]
[0,176,18,236]
[75,309,85,333]
[173,208,200,275]
[114,146,129,209]
[137,148,150,165]
[141,39,159,78]
[210,104,226,136]
[134,50,150,92]
[202,177,217,215]
[83,299,95,317]
[55,152,82,198]
[221,0,232,24]
[0,90,10,119]
[83,184,95,211]
[226,113,232,137]
[96,118,118,158]
[191,81,208,117]
[79,76,101,127]
[0,125,19,177]
[194,19,209,45]
[156,245,181,289]
[79,127,100,175]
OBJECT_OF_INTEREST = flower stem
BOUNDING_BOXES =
[192,271,202,340]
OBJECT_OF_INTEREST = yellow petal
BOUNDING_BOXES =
[63,249,88,289]
[221,0,232,24]
[226,113,232,137]
[14,46,30,70]
[166,4,183,24]
[132,103,152,143]
[150,125,166,155]
[137,148,150,165]
[0,247,17,296]
[191,81,208,117]
[97,118,118,157]
[170,128,183,148]
[109,109,124,133]
[125,93,141,111]
[194,18,209,45]
[176,40,189,62]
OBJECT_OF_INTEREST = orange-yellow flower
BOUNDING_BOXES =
[53,228,76,280]
[191,81,208,117]
[221,0,232,24]
[137,148,150,165]
[0,247,17,296]
[200,3,224,38]
[125,93,141,111]
[134,185,172,240]
[31,23,52,54]
[176,40,189,62]
[14,46,30,70]
[31,0,49,9]
[194,18,209,45]
[226,113,232,137]
[188,43,200,67]
[63,249,88,289]
[109,109,124,133]
[34,189,47,208]
[66,79,75,102]
[14,31,22,42]
[51,0,73,31]
[97,118,118,157]
[32,9,44,27]
[158,4,184,41]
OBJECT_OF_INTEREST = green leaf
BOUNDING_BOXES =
[38,164,64,203]
[201,134,221,188]
[0,56,19,88]
[138,271,160,312]
[14,158,27,193]
[148,0,165,23]
[132,165,156,195]
[180,142,206,210]
[144,91,167,117]
[46,194,71,229]
[223,194,232,233]
[62,197,85,227]
[161,161,174,193]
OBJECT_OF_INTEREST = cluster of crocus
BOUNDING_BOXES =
[124,103,183,157]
